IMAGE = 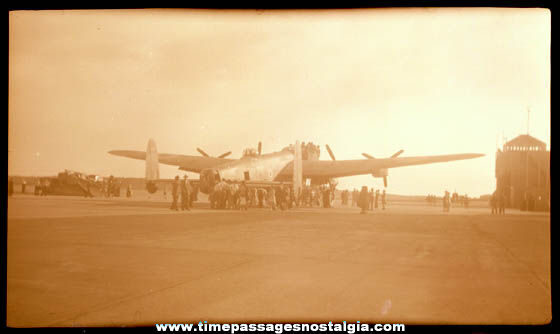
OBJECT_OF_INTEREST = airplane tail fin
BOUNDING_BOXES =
[146,138,160,181]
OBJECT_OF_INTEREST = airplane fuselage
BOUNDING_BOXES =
[198,150,294,193]
[216,150,293,182]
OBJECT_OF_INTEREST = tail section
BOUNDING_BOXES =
[146,138,160,181]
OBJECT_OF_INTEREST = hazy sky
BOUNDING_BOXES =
[9,8,550,196]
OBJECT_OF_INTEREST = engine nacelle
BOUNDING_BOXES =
[371,168,388,178]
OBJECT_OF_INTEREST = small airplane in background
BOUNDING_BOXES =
[109,139,484,195]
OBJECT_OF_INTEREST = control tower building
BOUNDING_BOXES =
[495,134,550,211]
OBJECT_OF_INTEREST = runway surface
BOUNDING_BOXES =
[7,195,551,327]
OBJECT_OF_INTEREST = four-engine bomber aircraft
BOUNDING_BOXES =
[109,139,484,196]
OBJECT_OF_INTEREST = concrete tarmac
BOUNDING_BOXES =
[7,195,551,327]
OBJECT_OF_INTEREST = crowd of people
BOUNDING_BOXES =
[33,178,50,196]
[204,182,336,211]
[7,172,535,217]
[424,192,470,211]
[339,187,387,214]
[100,175,120,198]
[167,177,396,214]
[425,194,438,206]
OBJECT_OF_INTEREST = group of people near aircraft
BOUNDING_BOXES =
[170,175,198,211]
[209,180,251,210]
[356,187,387,214]
[192,180,388,213]
[101,176,120,198]
[299,185,335,208]
[341,188,387,211]
[207,181,335,211]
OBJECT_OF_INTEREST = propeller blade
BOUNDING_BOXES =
[390,149,404,158]
[196,148,210,157]
[383,176,388,188]
[362,153,375,159]
[218,151,232,159]
[258,141,262,155]
[326,145,336,161]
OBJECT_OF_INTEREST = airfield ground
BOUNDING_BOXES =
[7,195,551,327]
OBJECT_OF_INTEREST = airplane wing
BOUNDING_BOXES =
[108,150,233,173]
[299,153,484,179]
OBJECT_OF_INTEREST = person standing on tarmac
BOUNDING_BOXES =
[375,190,380,209]
[107,176,115,198]
[188,182,197,208]
[171,176,180,211]
[43,178,49,196]
[358,186,369,214]
[443,190,451,212]
[267,186,276,210]
[248,187,256,208]
[498,192,505,215]
[382,189,387,210]
[369,188,374,210]
[284,185,291,209]
[35,179,41,196]
[276,185,285,210]
[238,182,248,210]
[289,186,295,209]
[490,191,497,214]
[257,188,264,208]
[180,175,190,211]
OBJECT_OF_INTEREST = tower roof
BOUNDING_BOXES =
[504,134,546,149]
[506,135,546,149]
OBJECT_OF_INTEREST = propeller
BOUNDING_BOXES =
[196,147,232,159]
[325,144,336,161]
[362,153,375,159]
[362,149,404,160]
[217,151,232,158]
[196,148,210,157]
[390,149,404,158]
[362,149,404,188]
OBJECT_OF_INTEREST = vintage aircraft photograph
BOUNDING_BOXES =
[8,8,550,328]
[109,138,484,195]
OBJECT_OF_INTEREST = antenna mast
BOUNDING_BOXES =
[527,107,531,135]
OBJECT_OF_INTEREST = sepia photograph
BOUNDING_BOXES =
[7,8,550,328]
